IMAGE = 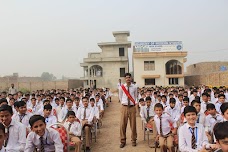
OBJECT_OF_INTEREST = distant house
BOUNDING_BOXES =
[80,31,131,89]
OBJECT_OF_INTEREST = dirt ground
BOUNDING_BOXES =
[91,96,156,152]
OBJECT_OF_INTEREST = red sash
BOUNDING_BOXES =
[121,84,136,105]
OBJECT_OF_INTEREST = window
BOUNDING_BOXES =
[86,80,89,85]
[169,78,179,85]
[145,79,155,85]
[144,61,155,71]
[119,48,125,56]
[120,68,125,77]
[165,60,182,74]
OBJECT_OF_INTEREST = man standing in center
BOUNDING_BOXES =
[119,73,137,148]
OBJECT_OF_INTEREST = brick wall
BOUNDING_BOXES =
[186,62,228,75]
[184,71,228,87]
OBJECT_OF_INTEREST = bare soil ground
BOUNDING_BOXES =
[91,96,156,152]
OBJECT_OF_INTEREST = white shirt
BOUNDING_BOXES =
[205,113,223,132]
[154,113,177,136]
[119,83,137,105]
[200,101,212,113]
[56,105,65,118]
[189,94,196,104]
[95,99,104,111]
[90,106,99,119]
[117,82,122,89]
[12,112,33,128]
[9,87,17,94]
[164,106,181,122]
[0,146,5,152]
[161,102,169,109]
[25,128,63,152]
[76,107,94,124]
[63,121,82,136]
[44,115,57,127]
[27,105,39,115]
[5,119,26,152]
[58,107,76,123]
[196,112,206,127]
[215,101,223,114]
[140,105,155,123]
[179,123,210,152]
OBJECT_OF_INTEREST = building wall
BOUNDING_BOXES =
[184,62,228,87]
[185,71,228,87]
[186,62,228,75]
[81,31,130,89]
[84,61,128,89]
[101,45,129,58]
[134,56,185,87]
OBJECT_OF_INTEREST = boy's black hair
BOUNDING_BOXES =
[82,97,88,101]
[202,92,209,97]
[169,93,173,96]
[14,101,20,108]
[18,101,26,108]
[43,100,50,105]
[0,123,5,134]
[0,104,13,115]
[192,89,198,93]
[184,106,197,116]
[29,115,45,127]
[67,111,76,117]
[55,98,59,101]
[139,98,144,102]
[75,97,80,101]
[145,96,151,101]
[161,95,167,99]
[44,104,52,110]
[154,103,163,110]
[60,97,65,101]
[206,103,215,110]
[220,102,228,115]
[214,121,228,141]
[218,94,225,98]
[124,73,131,77]
[169,98,176,104]
[191,100,201,106]
[0,98,8,105]
[178,94,183,98]
[195,96,201,102]
[183,97,189,102]
[31,97,36,101]
[90,98,95,102]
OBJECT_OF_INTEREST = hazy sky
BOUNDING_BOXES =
[0,0,227,79]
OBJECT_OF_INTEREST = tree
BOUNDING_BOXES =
[41,72,57,81]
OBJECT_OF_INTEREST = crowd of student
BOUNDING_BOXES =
[138,86,228,152]
[0,87,112,152]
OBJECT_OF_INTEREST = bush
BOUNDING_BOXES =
[19,88,30,94]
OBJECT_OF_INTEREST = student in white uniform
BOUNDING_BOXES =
[58,98,76,123]
[165,98,181,123]
[63,111,82,152]
[205,103,223,143]
[25,115,63,152]
[0,104,26,151]
[178,106,218,151]
[43,104,57,127]
[215,94,226,114]
[12,101,33,128]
